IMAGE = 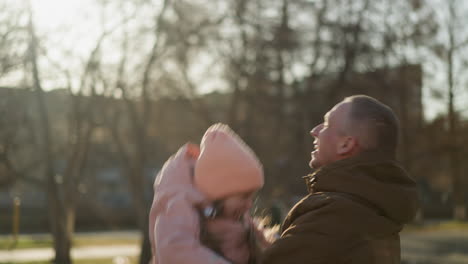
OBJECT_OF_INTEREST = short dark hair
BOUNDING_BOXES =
[343,95,399,157]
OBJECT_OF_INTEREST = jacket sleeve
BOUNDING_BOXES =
[261,194,345,264]
[149,143,230,264]
[153,195,230,264]
[260,221,332,264]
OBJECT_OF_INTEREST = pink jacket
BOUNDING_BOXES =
[149,144,230,264]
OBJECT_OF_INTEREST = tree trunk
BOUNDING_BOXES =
[28,6,72,263]
[447,2,465,220]
[128,164,152,264]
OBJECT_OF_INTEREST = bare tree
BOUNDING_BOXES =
[0,1,27,80]
[26,6,73,262]
[0,3,28,189]
[102,1,170,263]
[438,0,468,220]
[25,1,118,261]
[0,90,25,189]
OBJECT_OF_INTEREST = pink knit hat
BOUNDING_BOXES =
[194,123,264,201]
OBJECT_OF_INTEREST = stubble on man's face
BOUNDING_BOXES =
[309,102,351,169]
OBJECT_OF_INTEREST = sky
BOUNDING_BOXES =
[3,0,468,121]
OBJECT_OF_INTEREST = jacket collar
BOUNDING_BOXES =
[304,150,397,193]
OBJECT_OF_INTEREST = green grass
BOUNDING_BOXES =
[0,234,139,264]
[0,237,52,250]
[0,236,138,250]
[403,220,468,233]
[0,256,137,264]
[73,237,139,247]
[436,220,468,229]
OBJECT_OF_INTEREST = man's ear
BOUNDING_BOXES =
[337,136,358,156]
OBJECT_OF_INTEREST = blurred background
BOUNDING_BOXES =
[0,0,467,263]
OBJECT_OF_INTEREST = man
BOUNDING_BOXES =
[261,95,419,264]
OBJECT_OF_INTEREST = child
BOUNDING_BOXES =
[149,124,270,264]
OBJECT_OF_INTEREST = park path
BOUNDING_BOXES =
[0,244,139,262]
[1,229,468,263]
[0,231,140,262]
[401,229,468,264]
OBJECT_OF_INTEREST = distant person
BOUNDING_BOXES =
[261,95,419,264]
[149,124,271,264]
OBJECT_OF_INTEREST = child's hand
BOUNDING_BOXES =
[185,142,200,159]
[205,218,250,264]
[245,214,279,250]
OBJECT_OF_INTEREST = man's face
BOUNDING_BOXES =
[309,102,351,169]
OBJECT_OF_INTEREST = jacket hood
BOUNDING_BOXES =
[149,144,233,264]
[153,143,206,209]
[308,151,419,224]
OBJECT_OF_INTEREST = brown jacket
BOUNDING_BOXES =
[261,152,419,264]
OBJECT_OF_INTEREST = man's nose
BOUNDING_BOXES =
[310,124,323,137]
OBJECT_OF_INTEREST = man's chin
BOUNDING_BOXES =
[309,159,316,169]
[309,159,319,169]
